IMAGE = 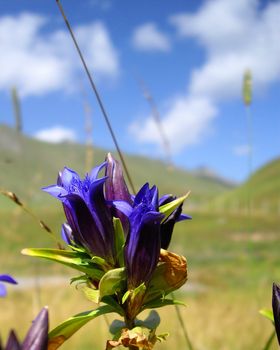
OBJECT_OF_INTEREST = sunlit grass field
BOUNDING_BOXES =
[1,207,279,349]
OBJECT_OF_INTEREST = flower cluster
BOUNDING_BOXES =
[23,153,190,348]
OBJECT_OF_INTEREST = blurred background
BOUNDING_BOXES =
[0,0,279,348]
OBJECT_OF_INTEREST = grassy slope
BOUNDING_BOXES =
[212,157,280,214]
[0,124,232,208]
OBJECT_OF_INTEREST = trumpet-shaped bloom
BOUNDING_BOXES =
[0,274,17,297]
[115,183,164,288]
[2,307,49,350]
[43,163,116,264]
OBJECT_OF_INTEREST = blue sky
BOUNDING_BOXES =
[0,0,279,182]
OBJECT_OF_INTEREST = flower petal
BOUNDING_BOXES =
[0,274,17,285]
[0,283,7,297]
[89,161,107,181]
[5,330,21,350]
[133,183,149,206]
[42,185,68,200]
[60,167,80,188]
[125,206,162,288]
[112,201,133,217]
[177,213,192,222]
[61,223,73,245]
[65,193,108,258]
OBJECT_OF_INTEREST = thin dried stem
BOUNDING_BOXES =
[0,189,60,247]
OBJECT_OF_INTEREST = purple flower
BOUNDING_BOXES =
[43,163,116,265]
[116,183,164,289]
[2,307,49,350]
[0,274,17,297]
[105,153,132,236]
[159,195,191,250]
[273,283,280,344]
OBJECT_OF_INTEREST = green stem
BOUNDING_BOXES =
[262,330,275,350]
[172,292,194,350]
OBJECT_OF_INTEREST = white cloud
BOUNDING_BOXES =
[132,23,171,52]
[34,126,77,143]
[131,0,280,153]
[0,13,119,97]
[130,96,216,153]
[233,144,252,157]
[170,0,280,100]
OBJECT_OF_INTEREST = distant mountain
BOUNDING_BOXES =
[192,165,237,187]
[213,157,280,215]
[0,124,233,208]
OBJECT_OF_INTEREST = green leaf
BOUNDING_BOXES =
[122,290,131,304]
[156,332,169,342]
[91,256,109,268]
[102,296,124,316]
[70,275,88,285]
[133,282,146,297]
[159,192,190,220]
[22,248,104,279]
[113,218,125,267]
[82,287,100,304]
[260,309,274,323]
[99,267,126,301]
[142,298,185,311]
[48,305,115,349]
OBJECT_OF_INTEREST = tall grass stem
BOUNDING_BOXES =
[56,0,136,194]
[262,330,275,350]
[173,292,194,350]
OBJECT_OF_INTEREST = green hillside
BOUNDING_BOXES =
[213,157,280,215]
[0,124,232,208]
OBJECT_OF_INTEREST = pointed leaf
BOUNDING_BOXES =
[142,298,185,311]
[102,296,124,316]
[156,333,169,342]
[159,192,190,220]
[22,248,104,280]
[260,309,274,323]
[122,290,131,304]
[99,267,126,301]
[82,287,100,304]
[48,305,115,349]
[113,218,125,267]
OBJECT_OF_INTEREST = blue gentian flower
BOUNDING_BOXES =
[115,183,164,289]
[0,274,17,297]
[159,195,191,250]
[43,163,116,265]
[273,283,280,344]
[2,307,49,350]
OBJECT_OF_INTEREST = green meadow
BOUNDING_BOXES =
[1,126,279,349]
